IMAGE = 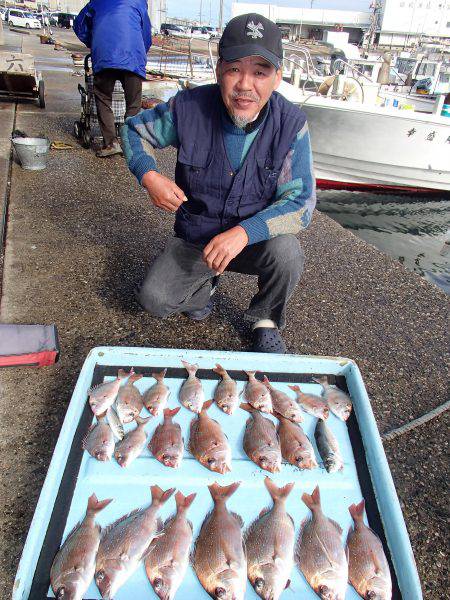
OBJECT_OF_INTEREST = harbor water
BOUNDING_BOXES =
[317,191,450,295]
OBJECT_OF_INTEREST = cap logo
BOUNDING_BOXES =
[246,21,264,39]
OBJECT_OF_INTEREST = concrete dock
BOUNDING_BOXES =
[0,28,448,599]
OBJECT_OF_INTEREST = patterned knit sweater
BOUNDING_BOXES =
[121,92,316,245]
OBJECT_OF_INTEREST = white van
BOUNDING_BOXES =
[7,9,41,29]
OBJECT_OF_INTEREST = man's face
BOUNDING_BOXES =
[216,55,282,127]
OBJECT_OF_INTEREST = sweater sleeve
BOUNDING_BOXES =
[239,122,316,245]
[121,96,179,184]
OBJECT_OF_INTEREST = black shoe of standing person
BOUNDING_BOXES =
[183,276,220,321]
[251,327,286,354]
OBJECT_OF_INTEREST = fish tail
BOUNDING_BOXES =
[264,477,295,502]
[181,360,198,375]
[302,485,321,512]
[175,491,197,512]
[288,384,300,393]
[135,415,151,425]
[313,376,328,385]
[213,363,226,376]
[349,499,365,523]
[87,493,113,515]
[128,372,144,384]
[164,406,181,418]
[262,375,270,386]
[201,399,214,413]
[152,368,167,382]
[239,402,255,413]
[208,481,241,503]
[244,370,256,378]
[151,485,176,506]
[118,367,134,379]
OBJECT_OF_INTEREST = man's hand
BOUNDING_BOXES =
[141,171,187,213]
[203,226,249,274]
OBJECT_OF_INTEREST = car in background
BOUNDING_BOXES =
[56,12,78,28]
[160,23,190,38]
[6,9,41,29]
[203,26,220,39]
[49,12,59,27]
[190,26,211,40]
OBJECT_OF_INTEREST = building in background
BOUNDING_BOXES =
[232,1,450,47]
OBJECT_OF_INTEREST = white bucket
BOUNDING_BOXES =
[12,137,50,170]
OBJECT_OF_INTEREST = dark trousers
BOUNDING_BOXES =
[93,69,142,146]
[136,235,305,329]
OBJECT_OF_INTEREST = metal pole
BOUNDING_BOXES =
[199,0,202,25]
[218,0,223,32]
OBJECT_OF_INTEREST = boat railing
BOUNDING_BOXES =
[147,36,217,80]
[333,58,374,84]
[282,51,322,94]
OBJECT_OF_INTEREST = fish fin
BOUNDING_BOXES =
[152,368,167,382]
[301,486,321,511]
[156,516,164,533]
[135,414,151,426]
[230,511,244,528]
[181,360,198,375]
[164,406,181,418]
[151,485,175,506]
[102,508,144,537]
[262,375,270,386]
[81,424,96,449]
[348,499,365,523]
[87,493,113,515]
[208,481,241,502]
[370,549,384,574]
[175,491,197,512]
[213,363,226,376]
[264,476,295,502]
[239,402,255,413]
[259,506,271,519]
[201,399,214,412]
[329,518,343,535]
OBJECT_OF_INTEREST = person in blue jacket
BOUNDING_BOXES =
[74,0,151,157]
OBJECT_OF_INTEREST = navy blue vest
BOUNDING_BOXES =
[173,84,306,244]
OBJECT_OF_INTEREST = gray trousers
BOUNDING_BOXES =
[136,234,305,329]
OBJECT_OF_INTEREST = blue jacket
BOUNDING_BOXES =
[73,0,151,79]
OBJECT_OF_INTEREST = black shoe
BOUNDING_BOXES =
[251,327,286,353]
[183,276,219,321]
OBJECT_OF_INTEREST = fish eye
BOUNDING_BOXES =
[207,457,216,465]
[367,593,377,599]
[56,588,65,599]
[96,570,105,581]
[259,457,267,467]
[255,577,265,590]
[319,584,329,595]
[215,587,227,598]
[153,578,164,590]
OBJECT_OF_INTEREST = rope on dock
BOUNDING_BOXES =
[381,400,450,442]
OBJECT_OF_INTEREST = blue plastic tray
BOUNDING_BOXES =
[13,347,422,599]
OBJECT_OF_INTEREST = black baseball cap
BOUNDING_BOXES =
[219,13,283,70]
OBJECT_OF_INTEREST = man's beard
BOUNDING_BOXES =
[229,91,260,129]
[230,113,253,128]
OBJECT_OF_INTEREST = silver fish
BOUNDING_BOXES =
[315,419,344,473]
[114,415,151,468]
[145,491,196,600]
[179,360,205,413]
[314,376,353,421]
[116,371,144,424]
[347,499,392,599]
[82,414,115,462]
[288,384,329,420]
[95,486,175,599]
[50,494,113,600]
[244,371,272,413]
[143,369,170,416]
[193,482,247,600]
[88,368,130,416]
[263,376,303,422]
[245,477,295,600]
[213,364,239,415]
[241,403,282,473]
[106,406,124,440]
[296,486,348,600]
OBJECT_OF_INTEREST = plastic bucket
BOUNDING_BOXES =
[12,137,50,170]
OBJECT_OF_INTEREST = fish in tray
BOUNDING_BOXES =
[149,407,184,468]
[106,406,124,440]
[244,371,273,413]
[277,413,318,470]
[347,499,392,600]
[88,368,131,416]
[193,482,247,600]
[315,419,344,473]
[50,493,113,600]
[241,403,282,473]
[296,486,348,600]
[143,369,170,416]
[179,360,205,413]
[114,415,151,468]
[116,370,144,424]
[95,485,175,599]
[314,376,353,421]
[288,384,329,420]
[188,400,232,474]
[263,376,303,422]
[145,491,196,600]
[82,414,115,462]
[213,363,239,415]
[245,477,295,600]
